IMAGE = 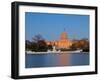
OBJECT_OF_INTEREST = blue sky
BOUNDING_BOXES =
[25,12,89,41]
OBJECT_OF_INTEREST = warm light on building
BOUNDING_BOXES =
[46,31,72,49]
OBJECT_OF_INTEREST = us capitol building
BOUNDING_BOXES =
[46,31,72,49]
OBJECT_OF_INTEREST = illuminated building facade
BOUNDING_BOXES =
[46,32,72,49]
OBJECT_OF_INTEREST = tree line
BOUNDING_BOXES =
[70,39,89,52]
[26,34,52,52]
[26,34,89,52]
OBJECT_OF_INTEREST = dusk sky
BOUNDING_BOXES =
[25,12,89,41]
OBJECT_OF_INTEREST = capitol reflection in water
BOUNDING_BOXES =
[25,52,89,68]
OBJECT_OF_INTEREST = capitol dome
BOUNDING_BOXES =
[60,32,68,40]
[46,30,72,49]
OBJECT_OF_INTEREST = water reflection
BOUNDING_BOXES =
[25,53,89,68]
[58,53,70,66]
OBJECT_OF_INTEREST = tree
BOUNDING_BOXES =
[25,40,32,51]
[37,40,48,52]
[26,34,48,52]
[32,34,44,43]
[47,45,53,51]
[26,34,54,52]
[30,42,38,51]
[70,38,89,52]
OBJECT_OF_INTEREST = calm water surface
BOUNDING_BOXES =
[25,53,89,68]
